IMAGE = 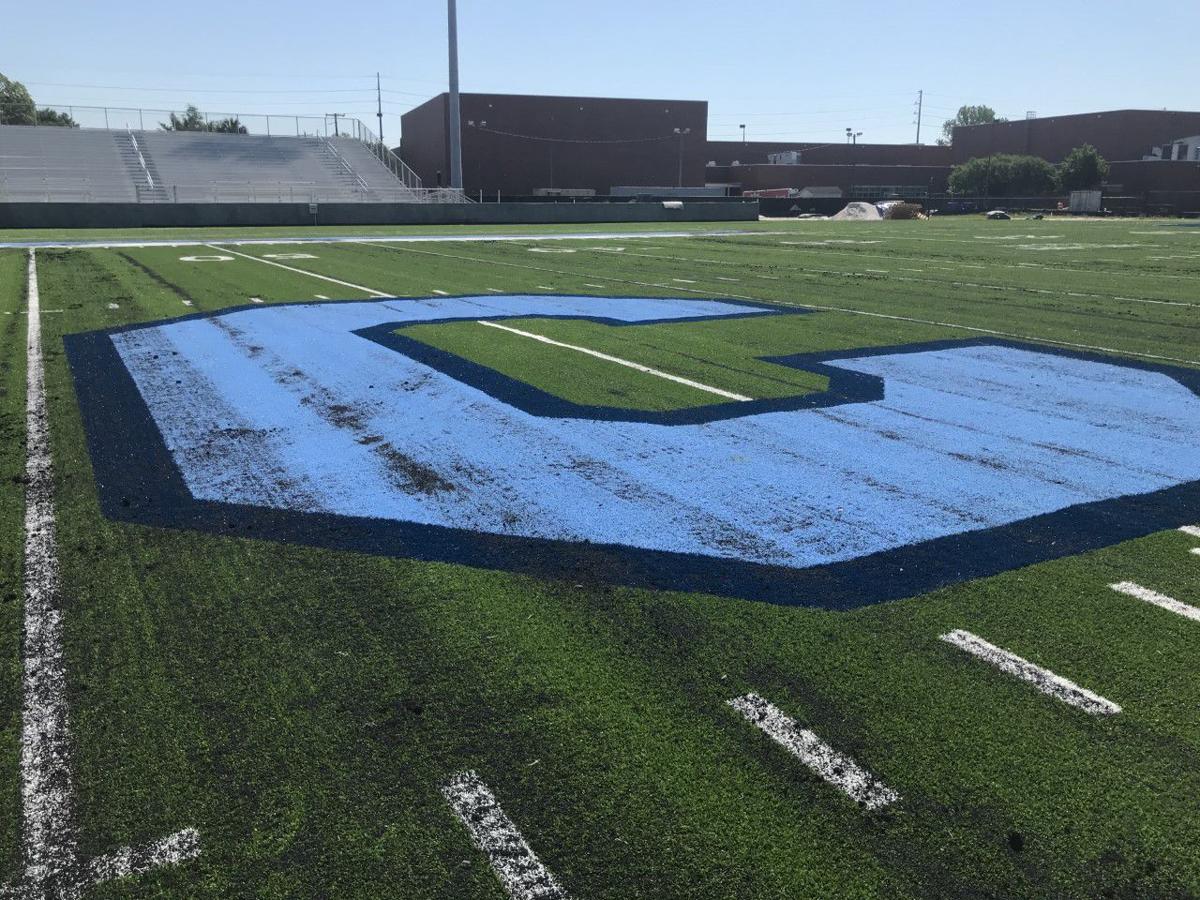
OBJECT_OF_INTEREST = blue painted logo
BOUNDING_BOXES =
[66,295,1200,609]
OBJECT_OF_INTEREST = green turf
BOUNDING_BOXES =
[0,220,774,244]
[398,314,841,410]
[2,218,1199,897]
[0,250,27,881]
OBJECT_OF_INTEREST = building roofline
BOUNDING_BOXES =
[955,108,1200,129]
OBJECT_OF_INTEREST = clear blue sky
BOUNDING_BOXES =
[4,0,1198,145]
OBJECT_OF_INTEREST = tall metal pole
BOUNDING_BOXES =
[447,0,464,190]
[376,72,385,145]
[914,89,924,144]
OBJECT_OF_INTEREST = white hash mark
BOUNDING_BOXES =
[1111,582,1200,623]
[442,771,570,900]
[940,629,1120,715]
[727,693,899,809]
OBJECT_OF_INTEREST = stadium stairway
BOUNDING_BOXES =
[314,138,381,201]
[113,131,168,202]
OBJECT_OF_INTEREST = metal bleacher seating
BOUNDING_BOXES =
[0,125,137,202]
[0,123,462,204]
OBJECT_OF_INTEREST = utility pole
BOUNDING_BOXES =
[447,0,464,191]
[327,112,343,137]
[740,123,746,146]
[376,73,384,145]
[914,89,924,144]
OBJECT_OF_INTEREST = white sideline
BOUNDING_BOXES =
[442,771,570,900]
[207,244,390,297]
[1179,525,1200,538]
[940,630,1121,716]
[727,693,899,810]
[1111,582,1200,623]
[6,250,199,897]
[477,320,752,402]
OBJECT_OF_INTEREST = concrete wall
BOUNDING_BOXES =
[0,200,759,229]
[952,110,1200,164]
[706,141,952,167]
[402,93,709,196]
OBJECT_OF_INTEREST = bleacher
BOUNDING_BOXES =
[0,126,137,202]
[0,124,458,203]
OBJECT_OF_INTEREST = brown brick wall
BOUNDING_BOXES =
[402,93,708,195]
[732,163,950,194]
[706,141,952,167]
[952,110,1200,164]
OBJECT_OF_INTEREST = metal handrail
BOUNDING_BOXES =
[127,129,156,189]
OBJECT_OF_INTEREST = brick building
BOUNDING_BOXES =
[400,93,708,196]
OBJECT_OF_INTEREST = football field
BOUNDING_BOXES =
[1,216,1199,898]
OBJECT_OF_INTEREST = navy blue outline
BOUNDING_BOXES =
[63,294,1200,610]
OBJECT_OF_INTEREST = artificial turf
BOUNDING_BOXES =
[1,217,1199,897]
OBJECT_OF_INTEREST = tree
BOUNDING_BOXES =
[161,104,209,131]
[948,154,1058,197]
[161,105,247,134]
[0,73,36,125]
[940,104,1007,144]
[1057,143,1109,191]
[36,108,78,127]
[208,116,248,134]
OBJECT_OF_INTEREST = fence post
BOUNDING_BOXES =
[266,115,270,136]
[104,107,110,130]
[139,109,144,131]
[295,117,300,136]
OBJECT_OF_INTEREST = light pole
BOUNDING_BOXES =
[447,0,464,191]
[847,129,862,198]
[674,127,691,188]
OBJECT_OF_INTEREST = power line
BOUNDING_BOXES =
[24,80,404,95]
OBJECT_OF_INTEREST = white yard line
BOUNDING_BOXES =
[6,250,200,898]
[442,771,570,900]
[208,244,390,297]
[477,320,752,402]
[1179,525,1200,538]
[940,629,1120,715]
[87,828,202,884]
[1110,582,1200,623]
[1192,548,1200,557]
[727,694,898,810]
[360,242,1200,367]
[2,229,776,251]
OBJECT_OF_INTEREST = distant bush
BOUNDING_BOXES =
[161,104,248,134]
[948,154,1058,196]
[1057,144,1109,191]
[36,108,78,127]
